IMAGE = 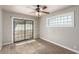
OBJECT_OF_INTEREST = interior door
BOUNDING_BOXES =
[13,19,33,43]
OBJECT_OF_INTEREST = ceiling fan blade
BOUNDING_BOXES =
[41,11,50,14]
[42,6,47,10]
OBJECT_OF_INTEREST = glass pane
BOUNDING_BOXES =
[48,15,73,26]
[25,21,33,39]
[68,16,72,19]
[68,19,72,21]
[14,20,25,42]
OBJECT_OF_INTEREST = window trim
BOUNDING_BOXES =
[46,11,74,27]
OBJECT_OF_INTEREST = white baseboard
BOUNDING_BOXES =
[41,38,79,54]
[2,39,36,46]
[3,42,13,46]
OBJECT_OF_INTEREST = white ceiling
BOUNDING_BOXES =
[0,5,70,17]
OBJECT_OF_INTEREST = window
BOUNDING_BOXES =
[47,12,74,27]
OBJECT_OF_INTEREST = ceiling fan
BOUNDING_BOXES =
[35,5,50,14]
[27,5,50,16]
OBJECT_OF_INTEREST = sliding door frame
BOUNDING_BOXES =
[12,17,34,43]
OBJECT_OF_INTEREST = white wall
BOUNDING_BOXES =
[2,6,79,53]
[2,10,39,45]
[0,8,2,49]
[40,6,79,53]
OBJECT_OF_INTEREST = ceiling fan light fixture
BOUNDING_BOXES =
[35,12,39,16]
[39,12,42,15]
[36,12,42,16]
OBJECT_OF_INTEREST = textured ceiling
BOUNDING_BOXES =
[0,5,70,17]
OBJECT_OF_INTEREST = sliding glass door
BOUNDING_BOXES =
[13,19,33,43]
[25,21,33,39]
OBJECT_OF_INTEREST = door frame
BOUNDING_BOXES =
[12,17,34,43]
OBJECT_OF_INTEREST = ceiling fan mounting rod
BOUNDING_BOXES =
[36,5,40,12]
